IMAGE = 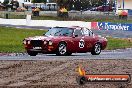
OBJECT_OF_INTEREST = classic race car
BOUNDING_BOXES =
[23,26,107,56]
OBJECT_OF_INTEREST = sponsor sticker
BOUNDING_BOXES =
[91,22,132,31]
[33,47,42,49]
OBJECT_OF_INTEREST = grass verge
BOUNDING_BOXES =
[106,37,132,50]
[0,27,47,53]
[0,27,132,53]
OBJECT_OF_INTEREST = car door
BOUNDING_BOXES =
[82,28,96,52]
[72,29,87,53]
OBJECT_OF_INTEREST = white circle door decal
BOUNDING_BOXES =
[79,39,85,48]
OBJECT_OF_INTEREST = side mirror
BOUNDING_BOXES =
[75,35,78,37]
[73,35,78,38]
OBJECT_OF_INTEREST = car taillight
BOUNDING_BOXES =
[105,38,108,41]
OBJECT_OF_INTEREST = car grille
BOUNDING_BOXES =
[31,40,43,47]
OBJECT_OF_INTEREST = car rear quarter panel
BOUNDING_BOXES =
[98,38,107,50]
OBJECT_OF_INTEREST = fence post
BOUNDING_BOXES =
[26,14,31,26]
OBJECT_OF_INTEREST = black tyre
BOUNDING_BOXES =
[91,43,101,55]
[76,76,87,85]
[56,42,68,56]
[27,51,38,56]
[67,52,72,55]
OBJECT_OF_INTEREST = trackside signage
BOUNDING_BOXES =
[77,67,131,85]
[91,22,132,31]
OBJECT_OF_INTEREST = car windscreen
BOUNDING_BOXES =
[45,28,73,37]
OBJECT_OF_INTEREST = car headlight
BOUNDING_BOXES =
[27,41,31,44]
[23,40,26,44]
[43,40,47,44]
[49,40,53,45]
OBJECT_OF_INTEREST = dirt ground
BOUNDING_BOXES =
[0,59,132,88]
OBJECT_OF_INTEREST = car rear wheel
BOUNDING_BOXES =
[27,51,38,56]
[91,43,101,55]
[56,42,68,56]
[67,52,72,55]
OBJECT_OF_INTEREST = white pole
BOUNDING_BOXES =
[123,0,124,10]
[47,0,49,3]
[114,0,118,15]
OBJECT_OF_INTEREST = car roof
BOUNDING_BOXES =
[53,26,83,30]
[68,26,83,29]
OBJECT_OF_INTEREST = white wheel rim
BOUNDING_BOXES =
[59,44,66,55]
[95,44,101,54]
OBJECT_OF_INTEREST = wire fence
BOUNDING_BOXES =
[0,11,30,19]
[0,11,132,20]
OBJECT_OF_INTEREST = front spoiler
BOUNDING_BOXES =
[27,49,55,54]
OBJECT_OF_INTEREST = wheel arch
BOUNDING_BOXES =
[58,41,67,46]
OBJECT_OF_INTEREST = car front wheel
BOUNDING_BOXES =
[27,51,38,56]
[56,42,68,56]
[91,43,101,55]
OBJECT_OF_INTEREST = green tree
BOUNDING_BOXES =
[3,0,9,5]
[10,0,19,10]
[41,0,47,3]
[32,0,46,3]
[56,0,71,9]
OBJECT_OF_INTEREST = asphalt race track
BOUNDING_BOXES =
[0,48,132,60]
[0,25,132,60]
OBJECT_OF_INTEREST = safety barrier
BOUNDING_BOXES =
[0,18,132,31]
[128,9,132,16]
[0,18,91,29]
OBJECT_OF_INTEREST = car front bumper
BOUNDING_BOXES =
[24,44,56,54]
